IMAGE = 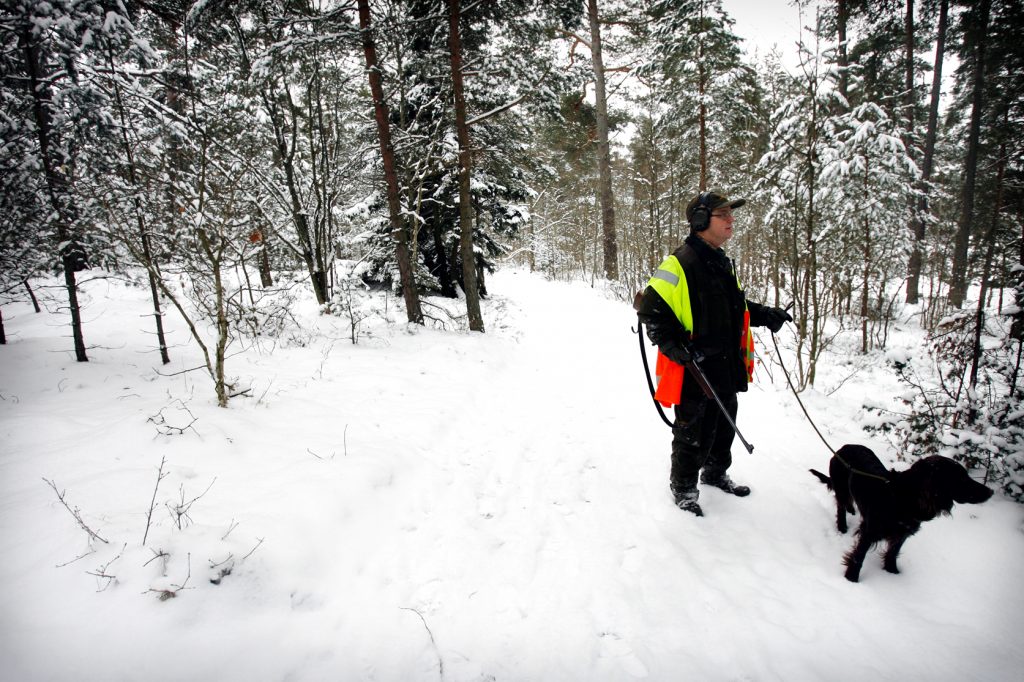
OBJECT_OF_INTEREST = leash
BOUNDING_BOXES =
[769,329,836,456]
[770,325,890,483]
[634,321,675,428]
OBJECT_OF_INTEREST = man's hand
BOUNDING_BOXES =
[764,307,793,333]
[662,341,704,366]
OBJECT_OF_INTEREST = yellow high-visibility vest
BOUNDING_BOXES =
[647,254,755,406]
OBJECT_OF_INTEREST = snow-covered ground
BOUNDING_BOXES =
[2,268,1022,681]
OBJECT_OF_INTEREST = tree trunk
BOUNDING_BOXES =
[949,0,991,308]
[234,7,331,309]
[802,64,822,388]
[967,128,1006,422]
[861,171,871,354]
[1014,207,1024,341]
[357,0,424,325]
[258,240,274,287]
[902,0,919,304]
[907,0,946,305]
[24,279,41,313]
[587,0,619,280]
[19,21,88,362]
[837,0,849,103]
[213,249,229,408]
[141,228,171,365]
[108,47,170,364]
[697,1,709,188]
[274,94,328,305]
[447,0,484,331]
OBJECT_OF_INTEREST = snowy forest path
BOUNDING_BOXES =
[2,269,1023,682]
[372,270,669,679]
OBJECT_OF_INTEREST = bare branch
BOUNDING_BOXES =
[241,537,264,561]
[147,400,199,436]
[150,552,193,601]
[401,607,443,679]
[166,479,217,530]
[43,478,109,545]
[221,519,239,540]
[142,456,169,545]
[87,543,127,592]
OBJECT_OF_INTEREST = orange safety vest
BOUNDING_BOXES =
[653,351,685,408]
[740,309,755,381]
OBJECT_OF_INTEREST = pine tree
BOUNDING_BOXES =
[358,0,424,325]
[948,0,992,308]
[755,8,847,387]
[907,0,949,305]
[645,0,747,191]
[1,0,141,361]
[586,0,619,281]
[358,0,576,311]
[819,100,919,352]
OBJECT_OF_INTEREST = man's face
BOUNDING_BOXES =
[700,206,735,248]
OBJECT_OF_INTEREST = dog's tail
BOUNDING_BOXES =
[809,469,832,490]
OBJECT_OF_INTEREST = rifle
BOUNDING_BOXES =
[685,353,755,455]
[635,318,755,454]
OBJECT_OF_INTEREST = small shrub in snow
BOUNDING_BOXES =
[864,310,1024,501]
[45,464,261,598]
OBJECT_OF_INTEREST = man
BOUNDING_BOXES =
[637,191,791,516]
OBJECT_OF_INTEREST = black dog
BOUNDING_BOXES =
[810,444,993,582]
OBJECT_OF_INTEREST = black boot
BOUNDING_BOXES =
[671,485,703,516]
[700,471,750,497]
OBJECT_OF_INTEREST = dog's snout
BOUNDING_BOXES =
[957,481,994,504]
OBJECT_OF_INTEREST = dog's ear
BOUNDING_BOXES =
[903,459,952,520]
[918,487,951,520]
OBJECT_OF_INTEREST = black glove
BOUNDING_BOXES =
[662,341,703,366]
[764,307,793,333]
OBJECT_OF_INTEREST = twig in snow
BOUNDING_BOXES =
[166,478,216,530]
[87,543,126,592]
[56,549,95,568]
[307,447,336,460]
[241,537,264,561]
[143,548,170,570]
[825,366,864,397]
[221,519,239,540]
[401,607,444,680]
[142,456,169,545]
[147,399,199,436]
[43,478,110,545]
[256,378,274,405]
[317,340,335,376]
[149,552,192,601]
[156,363,207,378]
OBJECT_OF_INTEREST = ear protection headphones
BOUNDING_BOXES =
[690,191,713,232]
